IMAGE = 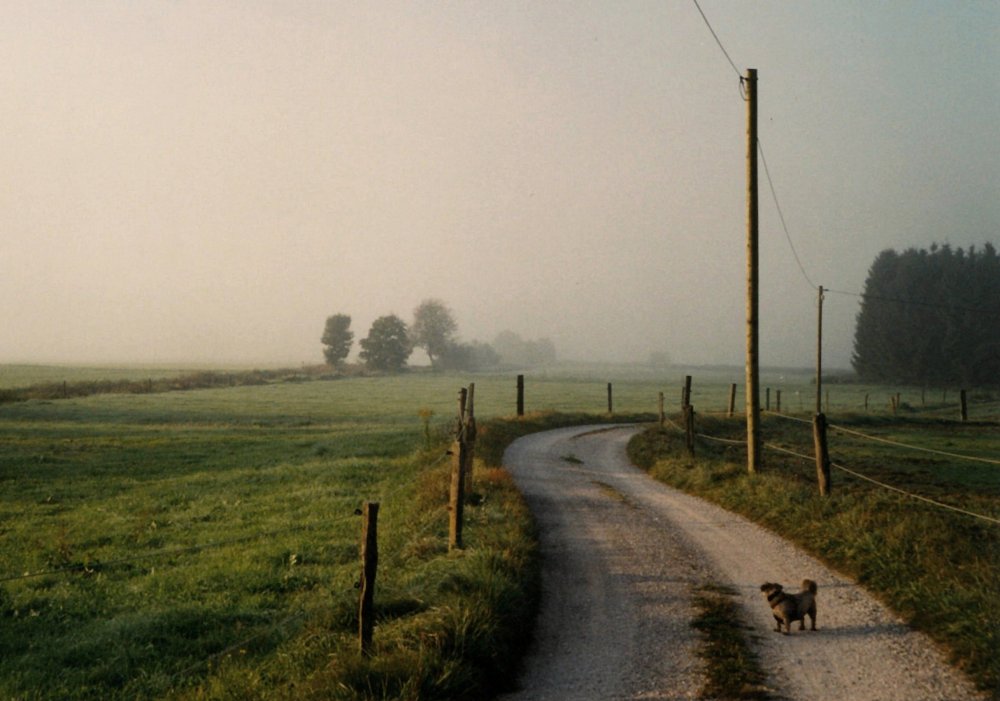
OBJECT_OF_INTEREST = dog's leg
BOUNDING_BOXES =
[808,604,817,631]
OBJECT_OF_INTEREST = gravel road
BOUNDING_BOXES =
[498,425,985,701]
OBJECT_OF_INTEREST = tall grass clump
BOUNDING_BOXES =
[629,415,1000,699]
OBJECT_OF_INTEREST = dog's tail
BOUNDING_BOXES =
[802,578,817,594]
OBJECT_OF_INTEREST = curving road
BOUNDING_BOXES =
[498,425,985,701]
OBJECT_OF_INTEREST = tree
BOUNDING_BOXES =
[852,243,1000,386]
[492,331,557,368]
[359,315,411,372]
[437,341,501,371]
[321,314,353,366]
[411,299,457,369]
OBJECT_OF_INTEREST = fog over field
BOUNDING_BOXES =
[2,1,997,369]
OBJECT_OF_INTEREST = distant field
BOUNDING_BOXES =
[0,364,200,389]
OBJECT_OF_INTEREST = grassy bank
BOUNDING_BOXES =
[628,413,1000,699]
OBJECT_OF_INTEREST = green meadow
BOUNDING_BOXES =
[2,364,997,699]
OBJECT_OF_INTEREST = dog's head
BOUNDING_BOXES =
[760,582,783,598]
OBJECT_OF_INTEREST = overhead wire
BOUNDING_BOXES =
[758,140,817,290]
[825,287,996,316]
[690,0,820,293]
[691,0,742,79]
[689,0,996,319]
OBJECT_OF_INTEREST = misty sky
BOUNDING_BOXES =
[2,1,998,369]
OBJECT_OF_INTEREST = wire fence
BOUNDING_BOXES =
[663,405,1000,527]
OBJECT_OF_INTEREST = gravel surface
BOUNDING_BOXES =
[498,425,986,701]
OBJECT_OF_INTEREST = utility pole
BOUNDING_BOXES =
[745,68,761,474]
[815,285,824,414]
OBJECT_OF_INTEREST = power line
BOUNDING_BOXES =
[691,0,741,78]
[757,139,817,290]
[825,287,996,316]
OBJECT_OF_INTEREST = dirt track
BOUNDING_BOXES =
[498,425,985,701]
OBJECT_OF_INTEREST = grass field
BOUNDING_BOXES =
[0,372,547,700]
[2,364,997,699]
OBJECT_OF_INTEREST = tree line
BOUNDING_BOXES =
[852,242,1000,387]
[321,300,557,373]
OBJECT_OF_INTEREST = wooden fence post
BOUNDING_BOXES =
[516,375,524,417]
[658,391,665,428]
[864,393,869,412]
[684,404,695,457]
[960,389,968,422]
[812,414,831,497]
[449,389,467,550]
[607,382,613,415]
[775,390,782,413]
[682,375,692,410]
[728,383,737,417]
[463,383,476,498]
[358,501,379,656]
[765,387,770,412]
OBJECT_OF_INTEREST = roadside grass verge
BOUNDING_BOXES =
[690,584,773,700]
[628,414,1000,699]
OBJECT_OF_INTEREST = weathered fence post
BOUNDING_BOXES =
[960,389,968,422]
[682,375,692,410]
[607,383,613,415]
[658,391,665,428]
[728,383,737,417]
[358,501,379,656]
[683,404,695,456]
[825,390,830,414]
[775,390,782,413]
[864,393,870,412]
[449,389,467,550]
[516,375,524,417]
[812,414,831,496]
[463,383,476,498]
[765,387,770,412]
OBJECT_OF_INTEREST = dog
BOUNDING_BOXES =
[760,579,817,634]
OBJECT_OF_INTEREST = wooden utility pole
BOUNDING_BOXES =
[745,68,761,474]
[816,285,824,414]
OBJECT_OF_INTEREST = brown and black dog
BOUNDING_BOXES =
[760,579,818,634]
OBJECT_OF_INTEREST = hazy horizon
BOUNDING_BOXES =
[3,2,997,370]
